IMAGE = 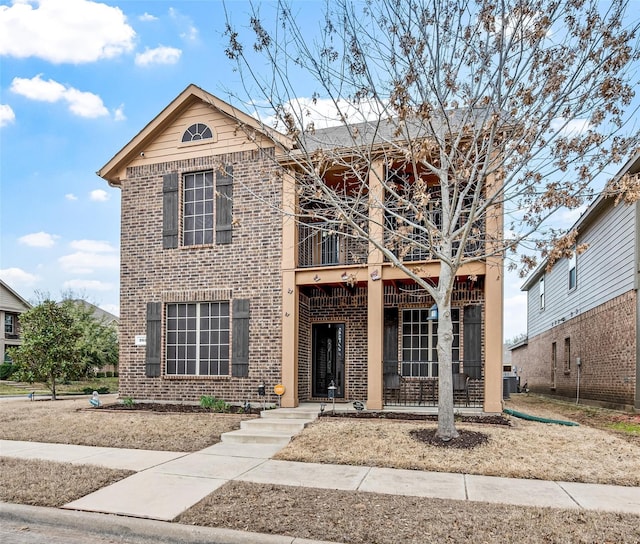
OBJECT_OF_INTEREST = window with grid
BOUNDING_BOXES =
[401,308,459,377]
[568,251,577,290]
[182,123,213,142]
[165,302,229,376]
[183,171,214,246]
[5,314,15,335]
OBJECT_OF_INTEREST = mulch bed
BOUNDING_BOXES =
[321,410,510,426]
[410,428,489,449]
[96,403,262,415]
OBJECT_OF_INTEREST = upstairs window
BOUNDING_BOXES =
[568,251,577,291]
[162,166,234,249]
[181,123,213,142]
[539,275,545,310]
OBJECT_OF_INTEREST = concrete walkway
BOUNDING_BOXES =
[2,417,639,521]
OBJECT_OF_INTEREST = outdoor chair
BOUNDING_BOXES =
[453,373,470,406]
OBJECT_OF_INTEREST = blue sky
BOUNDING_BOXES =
[0,0,638,342]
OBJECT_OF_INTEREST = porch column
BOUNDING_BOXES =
[281,171,298,407]
[281,271,299,407]
[484,165,504,413]
[367,159,385,409]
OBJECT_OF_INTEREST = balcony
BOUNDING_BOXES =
[298,221,368,268]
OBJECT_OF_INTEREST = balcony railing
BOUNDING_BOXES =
[298,222,368,268]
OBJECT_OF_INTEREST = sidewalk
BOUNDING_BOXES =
[2,437,639,520]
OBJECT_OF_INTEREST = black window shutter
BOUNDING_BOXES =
[146,302,162,377]
[216,165,233,245]
[463,304,482,379]
[163,173,179,249]
[383,307,398,374]
[232,299,249,377]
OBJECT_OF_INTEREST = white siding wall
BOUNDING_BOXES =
[527,201,636,338]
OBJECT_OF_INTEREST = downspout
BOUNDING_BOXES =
[635,199,640,410]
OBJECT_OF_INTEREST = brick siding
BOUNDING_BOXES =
[118,149,284,405]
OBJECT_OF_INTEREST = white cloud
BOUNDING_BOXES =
[258,97,384,131]
[90,189,110,201]
[0,103,15,127]
[69,240,116,253]
[58,252,118,274]
[0,267,39,285]
[169,7,198,42]
[11,75,109,118]
[63,279,114,291]
[139,12,158,22]
[551,118,592,137]
[18,231,59,248]
[135,46,182,66]
[113,104,126,121]
[65,193,78,201]
[0,0,135,64]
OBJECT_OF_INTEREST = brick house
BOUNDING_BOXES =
[512,150,640,410]
[0,280,31,364]
[99,84,503,411]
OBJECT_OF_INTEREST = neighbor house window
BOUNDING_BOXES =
[182,123,213,142]
[5,314,15,335]
[564,337,571,373]
[539,275,545,310]
[401,308,459,378]
[568,251,577,290]
[165,302,229,376]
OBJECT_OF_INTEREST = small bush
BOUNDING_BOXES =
[121,396,135,408]
[200,395,230,413]
[82,386,110,395]
[0,363,15,380]
[95,372,106,378]
[105,371,113,378]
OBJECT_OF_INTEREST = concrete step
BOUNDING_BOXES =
[260,408,319,420]
[240,418,310,434]
[220,429,294,445]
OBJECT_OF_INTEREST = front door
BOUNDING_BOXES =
[312,323,345,398]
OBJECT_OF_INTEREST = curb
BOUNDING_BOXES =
[0,502,342,544]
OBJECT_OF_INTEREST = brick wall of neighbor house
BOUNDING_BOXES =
[118,149,284,404]
[515,290,637,408]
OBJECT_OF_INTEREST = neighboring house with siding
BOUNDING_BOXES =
[0,280,31,364]
[512,151,640,410]
[98,84,504,411]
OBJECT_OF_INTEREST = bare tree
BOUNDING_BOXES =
[224,0,639,439]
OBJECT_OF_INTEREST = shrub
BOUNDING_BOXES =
[121,396,135,408]
[82,386,110,395]
[200,395,230,413]
[105,371,113,378]
[0,363,15,380]
[96,372,106,378]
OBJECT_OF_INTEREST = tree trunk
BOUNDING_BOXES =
[436,263,458,441]
[50,372,57,401]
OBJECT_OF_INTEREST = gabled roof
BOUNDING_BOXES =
[521,149,640,291]
[98,84,291,186]
[69,299,119,326]
[0,280,32,313]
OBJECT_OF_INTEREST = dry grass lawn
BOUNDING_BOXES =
[180,481,640,544]
[272,395,640,486]
[0,457,133,507]
[0,395,256,451]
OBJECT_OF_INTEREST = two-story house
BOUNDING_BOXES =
[99,84,503,411]
[0,280,31,364]
[512,150,640,410]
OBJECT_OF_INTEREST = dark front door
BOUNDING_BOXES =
[312,323,345,398]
